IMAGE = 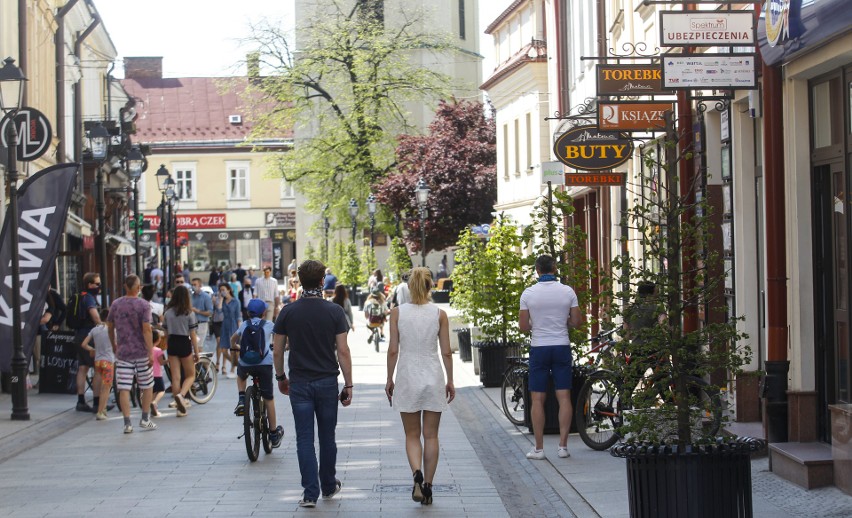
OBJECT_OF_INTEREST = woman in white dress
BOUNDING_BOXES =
[385,267,455,505]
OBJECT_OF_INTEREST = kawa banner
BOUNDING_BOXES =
[0,163,79,372]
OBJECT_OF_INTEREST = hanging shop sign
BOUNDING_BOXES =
[0,107,53,162]
[539,161,565,185]
[660,11,756,46]
[564,173,626,187]
[265,211,296,228]
[598,101,674,132]
[758,0,851,66]
[662,54,757,90]
[144,213,226,229]
[553,125,634,171]
[596,64,666,96]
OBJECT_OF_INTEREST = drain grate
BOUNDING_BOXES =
[373,484,460,493]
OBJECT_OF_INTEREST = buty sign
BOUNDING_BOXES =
[599,102,673,131]
[597,65,666,96]
[553,125,634,171]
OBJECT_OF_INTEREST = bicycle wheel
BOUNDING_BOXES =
[244,386,260,461]
[261,399,272,454]
[500,366,526,426]
[575,371,623,451]
[189,357,218,404]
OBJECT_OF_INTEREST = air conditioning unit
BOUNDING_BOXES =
[229,114,242,124]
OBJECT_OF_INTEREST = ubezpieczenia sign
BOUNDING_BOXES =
[660,11,755,46]
[553,125,634,171]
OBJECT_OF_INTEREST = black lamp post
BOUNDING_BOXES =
[322,203,329,262]
[348,198,358,244]
[155,165,170,294]
[87,122,110,306]
[125,146,146,275]
[164,179,176,294]
[415,178,430,267]
[169,194,178,287]
[366,193,377,250]
[0,57,29,420]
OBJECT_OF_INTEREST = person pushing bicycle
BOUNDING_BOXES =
[231,299,283,448]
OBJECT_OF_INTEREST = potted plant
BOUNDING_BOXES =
[605,119,761,517]
[339,242,362,306]
[448,228,483,363]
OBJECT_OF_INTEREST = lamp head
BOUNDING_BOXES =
[125,146,146,180]
[155,164,170,191]
[414,178,430,206]
[0,57,26,114]
[348,198,358,219]
[164,176,176,200]
[366,193,377,215]
[87,123,110,161]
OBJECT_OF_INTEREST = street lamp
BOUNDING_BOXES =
[321,203,330,263]
[155,165,171,294]
[125,145,146,275]
[164,178,176,294]
[0,57,28,420]
[87,122,111,306]
[366,193,377,250]
[348,198,358,244]
[414,178,430,267]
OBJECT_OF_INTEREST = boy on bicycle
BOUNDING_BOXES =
[231,299,283,448]
[363,289,388,343]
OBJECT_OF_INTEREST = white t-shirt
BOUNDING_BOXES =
[519,281,579,347]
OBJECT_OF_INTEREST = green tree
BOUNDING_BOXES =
[339,243,362,287]
[449,227,486,326]
[478,215,526,345]
[303,241,317,261]
[328,241,345,274]
[361,245,377,281]
[243,1,462,231]
[386,236,413,283]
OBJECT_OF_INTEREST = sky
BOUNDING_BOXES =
[95,0,509,79]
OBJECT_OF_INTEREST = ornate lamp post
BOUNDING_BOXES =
[87,122,110,305]
[348,198,358,244]
[0,57,29,420]
[125,146,146,275]
[366,193,377,250]
[414,178,430,267]
[164,179,176,294]
[155,165,170,294]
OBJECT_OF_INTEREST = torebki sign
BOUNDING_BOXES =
[660,11,756,46]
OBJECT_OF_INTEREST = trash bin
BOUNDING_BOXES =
[473,341,523,387]
[357,289,368,311]
[455,329,472,362]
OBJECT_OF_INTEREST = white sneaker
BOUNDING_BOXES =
[526,448,545,460]
[123,425,133,434]
[139,419,158,431]
[557,447,570,458]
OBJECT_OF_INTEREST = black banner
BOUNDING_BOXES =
[0,163,78,372]
[38,331,78,394]
[272,242,283,280]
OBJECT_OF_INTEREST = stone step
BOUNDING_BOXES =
[769,441,834,489]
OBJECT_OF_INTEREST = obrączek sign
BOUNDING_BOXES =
[598,102,673,132]
[553,125,634,171]
[662,54,757,90]
[660,11,755,46]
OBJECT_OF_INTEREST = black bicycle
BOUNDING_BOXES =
[239,373,272,461]
[500,356,529,426]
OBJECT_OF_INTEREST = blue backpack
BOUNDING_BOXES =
[239,318,268,365]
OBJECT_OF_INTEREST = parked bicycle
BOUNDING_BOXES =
[574,330,723,451]
[239,373,273,461]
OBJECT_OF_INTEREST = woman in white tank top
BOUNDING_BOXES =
[385,267,455,506]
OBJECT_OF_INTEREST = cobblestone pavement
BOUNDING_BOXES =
[751,457,852,517]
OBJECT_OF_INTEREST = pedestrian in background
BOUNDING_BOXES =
[163,285,199,417]
[107,275,157,433]
[332,285,355,332]
[218,283,241,378]
[80,308,114,421]
[518,254,581,460]
[228,274,241,301]
[322,268,338,299]
[287,269,300,303]
[208,266,220,289]
[246,267,258,288]
[255,266,281,321]
[239,277,256,320]
[273,260,353,508]
[150,329,167,417]
[384,266,454,505]
[190,278,213,351]
[73,272,103,413]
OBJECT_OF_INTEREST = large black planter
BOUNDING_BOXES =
[523,365,587,434]
[455,329,472,362]
[473,341,522,387]
[611,438,765,518]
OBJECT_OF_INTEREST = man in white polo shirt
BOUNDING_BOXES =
[255,266,281,321]
[519,254,581,460]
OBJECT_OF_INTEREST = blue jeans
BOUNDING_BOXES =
[289,376,340,500]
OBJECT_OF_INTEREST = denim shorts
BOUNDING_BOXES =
[528,345,573,392]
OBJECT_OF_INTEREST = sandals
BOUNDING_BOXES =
[411,470,424,502]
[421,482,433,505]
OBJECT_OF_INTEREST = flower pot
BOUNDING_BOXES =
[610,438,765,518]
[473,341,522,387]
[455,329,472,362]
[523,365,588,434]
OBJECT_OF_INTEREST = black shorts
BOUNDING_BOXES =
[211,321,222,338]
[75,331,94,368]
[167,335,193,358]
[237,365,274,400]
[153,376,165,393]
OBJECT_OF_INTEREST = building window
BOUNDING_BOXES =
[227,162,250,200]
[459,0,466,40]
[525,113,532,172]
[514,119,520,176]
[281,178,295,199]
[173,164,196,201]
[503,123,509,179]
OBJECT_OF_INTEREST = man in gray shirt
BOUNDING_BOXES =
[190,278,213,351]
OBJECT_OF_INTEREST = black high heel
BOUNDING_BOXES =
[421,482,433,505]
[412,470,424,502]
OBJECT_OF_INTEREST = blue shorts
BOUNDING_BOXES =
[528,345,573,392]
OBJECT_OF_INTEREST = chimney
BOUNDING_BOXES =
[247,52,260,79]
[124,57,163,80]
